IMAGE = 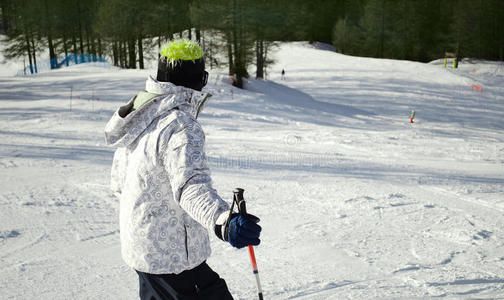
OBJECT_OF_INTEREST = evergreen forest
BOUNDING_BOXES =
[1,0,503,87]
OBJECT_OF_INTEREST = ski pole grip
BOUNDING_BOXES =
[233,188,247,215]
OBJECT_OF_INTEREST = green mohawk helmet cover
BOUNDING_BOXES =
[160,39,204,62]
[157,39,207,91]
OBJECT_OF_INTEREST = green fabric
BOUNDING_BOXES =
[160,39,204,61]
[133,91,161,111]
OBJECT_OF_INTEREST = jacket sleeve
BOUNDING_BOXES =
[159,114,229,233]
[110,148,126,198]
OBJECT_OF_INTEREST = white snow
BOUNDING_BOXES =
[1,41,503,299]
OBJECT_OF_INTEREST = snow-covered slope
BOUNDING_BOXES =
[0,42,503,299]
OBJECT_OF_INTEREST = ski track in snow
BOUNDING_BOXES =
[1,42,504,299]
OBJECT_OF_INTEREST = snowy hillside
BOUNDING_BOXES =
[0,42,503,299]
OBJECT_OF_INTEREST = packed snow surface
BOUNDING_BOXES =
[1,42,503,299]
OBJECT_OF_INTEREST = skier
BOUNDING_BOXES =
[104,39,262,300]
[410,110,415,123]
[281,69,285,80]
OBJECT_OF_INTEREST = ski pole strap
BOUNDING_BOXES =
[214,197,235,241]
[215,189,241,241]
[224,195,236,240]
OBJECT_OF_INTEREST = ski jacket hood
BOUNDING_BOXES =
[104,76,228,275]
[105,75,211,148]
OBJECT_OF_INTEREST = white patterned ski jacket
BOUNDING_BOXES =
[105,75,229,274]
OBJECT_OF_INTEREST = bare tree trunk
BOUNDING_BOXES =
[478,0,483,58]
[24,32,34,74]
[97,37,102,58]
[48,34,56,68]
[231,0,248,88]
[500,0,504,61]
[31,35,38,73]
[123,41,128,68]
[0,0,9,33]
[128,39,136,69]
[122,41,127,68]
[44,0,57,69]
[63,33,69,66]
[85,27,92,61]
[226,33,233,76]
[138,36,144,69]
[72,29,78,64]
[196,28,201,43]
[118,41,123,67]
[79,28,84,62]
[264,42,270,79]
[232,0,239,81]
[379,0,385,58]
[455,41,460,68]
[112,40,118,66]
[77,4,84,62]
[89,31,97,61]
[256,40,264,79]
[79,26,84,55]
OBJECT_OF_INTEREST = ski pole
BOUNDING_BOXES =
[233,188,264,300]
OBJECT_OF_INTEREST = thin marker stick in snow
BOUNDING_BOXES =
[70,86,73,112]
[233,188,264,300]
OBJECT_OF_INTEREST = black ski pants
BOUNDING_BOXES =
[136,261,233,300]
